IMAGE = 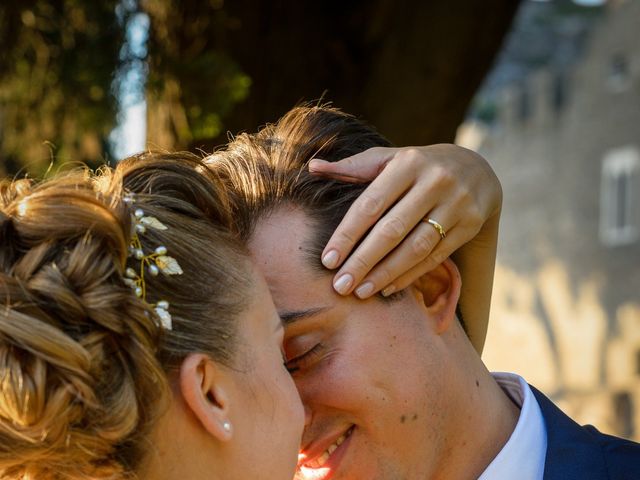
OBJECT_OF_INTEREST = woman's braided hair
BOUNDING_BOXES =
[0,152,250,479]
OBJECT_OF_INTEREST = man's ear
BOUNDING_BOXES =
[180,353,234,442]
[411,258,462,334]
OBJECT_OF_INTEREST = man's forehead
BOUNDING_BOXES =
[249,206,309,268]
[248,206,328,307]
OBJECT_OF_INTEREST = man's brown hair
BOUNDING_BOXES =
[208,105,468,328]
[207,105,392,272]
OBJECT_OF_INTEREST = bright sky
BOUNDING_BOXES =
[109,8,149,161]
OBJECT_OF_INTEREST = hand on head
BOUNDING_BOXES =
[310,143,502,353]
[310,144,502,298]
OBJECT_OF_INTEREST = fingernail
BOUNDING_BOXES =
[355,282,374,299]
[322,249,340,269]
[309,158,328,171]
[333,274,354,295]
[381,285,396,297]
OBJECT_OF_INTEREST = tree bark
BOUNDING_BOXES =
[202,0,521,147]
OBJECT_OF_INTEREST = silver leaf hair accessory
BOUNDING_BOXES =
[122,193,183,330]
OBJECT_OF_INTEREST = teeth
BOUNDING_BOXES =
[317,452,329,467]
[305,430,350,469]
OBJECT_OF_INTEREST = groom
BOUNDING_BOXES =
[209,106,640,479]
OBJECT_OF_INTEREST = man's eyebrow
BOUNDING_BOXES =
[279,306,330,325]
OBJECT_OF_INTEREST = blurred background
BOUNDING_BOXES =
[457,0,640,442]
[0,0,638,439]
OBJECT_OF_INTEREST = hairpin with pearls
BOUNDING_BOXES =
[122,193,183,330]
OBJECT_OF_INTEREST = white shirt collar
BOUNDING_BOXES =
[478,373,548,480]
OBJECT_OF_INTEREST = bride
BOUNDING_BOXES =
[0,112,500,479]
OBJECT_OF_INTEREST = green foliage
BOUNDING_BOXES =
[0,0,251,174]
[0,0,121,176]
[142,0,251,149]
[0,0,514,172]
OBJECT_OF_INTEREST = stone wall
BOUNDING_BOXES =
[459,0,640,440]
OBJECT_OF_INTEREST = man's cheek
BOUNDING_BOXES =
[295,350,365,405]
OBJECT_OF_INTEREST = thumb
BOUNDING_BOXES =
[308,147,397,183]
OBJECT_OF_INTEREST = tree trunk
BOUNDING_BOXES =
[205,0,521,147]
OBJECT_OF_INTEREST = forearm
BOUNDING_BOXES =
[451,209,500,353]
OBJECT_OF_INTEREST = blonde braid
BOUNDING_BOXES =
[0,152,251,479]
[0,173,168,479]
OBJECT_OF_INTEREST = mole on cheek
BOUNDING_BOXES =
[400,413,418,423]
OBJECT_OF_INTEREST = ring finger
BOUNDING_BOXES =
[353,210,460,298]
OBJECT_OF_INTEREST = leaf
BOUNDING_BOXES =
[155,256,184,275]
[155,306,173,330]
[141,216,168,230]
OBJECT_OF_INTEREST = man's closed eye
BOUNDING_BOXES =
[285,343,325,373]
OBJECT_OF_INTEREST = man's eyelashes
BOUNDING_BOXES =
[285,343,325,373]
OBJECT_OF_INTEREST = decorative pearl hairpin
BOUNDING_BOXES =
[122,193,183,330]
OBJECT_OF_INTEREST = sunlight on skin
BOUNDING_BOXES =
[296,454,332,480]
[296,466,332,480]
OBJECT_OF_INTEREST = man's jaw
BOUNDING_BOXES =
[297,425,355,480]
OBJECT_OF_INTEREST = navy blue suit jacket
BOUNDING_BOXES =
[531,386,640,479]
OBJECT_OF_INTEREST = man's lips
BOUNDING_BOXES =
[299,425,355,470]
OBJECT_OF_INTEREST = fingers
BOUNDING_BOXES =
[379,257,439,297]
[308,147,397,182]
[377,227,468,297]
[320,160,416,271]
[330,185,442,295]
[350,208,462,299]
[314,144,501,302]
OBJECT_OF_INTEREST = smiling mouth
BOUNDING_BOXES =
[302,426,355,469]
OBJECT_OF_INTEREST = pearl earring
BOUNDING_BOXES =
[223,421,232,433]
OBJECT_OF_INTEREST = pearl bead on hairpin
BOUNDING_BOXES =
[122,194,184,330]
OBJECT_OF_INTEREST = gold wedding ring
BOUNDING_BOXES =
[424,218,447,239]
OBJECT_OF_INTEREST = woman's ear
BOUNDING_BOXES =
[180,353,234,442]
[411,258,462,334]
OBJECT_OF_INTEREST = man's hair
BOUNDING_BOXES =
[208,105,467,327]
[207,105,392,273]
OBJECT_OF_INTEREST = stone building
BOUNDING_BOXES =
[459,0,640,440]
